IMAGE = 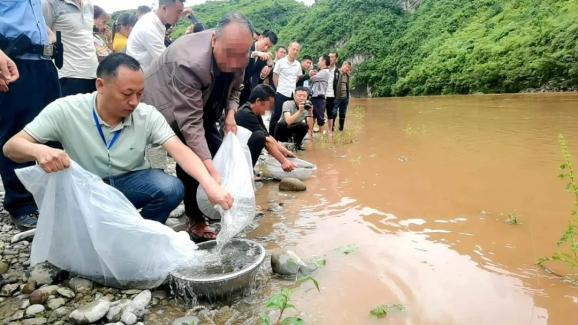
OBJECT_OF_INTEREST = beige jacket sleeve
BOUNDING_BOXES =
[171,64,212,161]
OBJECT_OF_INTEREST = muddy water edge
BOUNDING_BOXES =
[211,93,578,325]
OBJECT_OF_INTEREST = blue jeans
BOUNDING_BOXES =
[104,169,184,224]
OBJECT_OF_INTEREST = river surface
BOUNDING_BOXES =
[247,93,578,325]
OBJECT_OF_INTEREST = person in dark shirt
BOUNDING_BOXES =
[235,85,296,171]
[296,55,313,88]
[239,30,277,104]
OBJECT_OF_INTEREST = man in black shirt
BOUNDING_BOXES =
[235,85,296,171]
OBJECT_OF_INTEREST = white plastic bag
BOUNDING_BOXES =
[196,131,256,246]
[257,157,317,180]
[15,162,199,289]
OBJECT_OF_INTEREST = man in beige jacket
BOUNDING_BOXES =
[142,13,253,241]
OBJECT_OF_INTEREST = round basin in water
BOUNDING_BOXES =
[168,239,265,301]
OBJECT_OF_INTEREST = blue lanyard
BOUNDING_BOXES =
[92,106,122,151]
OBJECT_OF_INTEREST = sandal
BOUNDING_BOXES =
[187,222,217,243]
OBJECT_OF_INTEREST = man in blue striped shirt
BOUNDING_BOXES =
[0,0,61,230]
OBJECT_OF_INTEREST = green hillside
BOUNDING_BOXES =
[172,0,578,97]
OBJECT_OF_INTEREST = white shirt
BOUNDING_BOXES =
[42,0,98,79]
[326,66,336,98]
[126,12,166,74]
[273,57,303,97]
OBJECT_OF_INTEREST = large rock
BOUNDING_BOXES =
[29,262,65,285]
[68,277,93,293]
[69,299,111,324]
[128,290,151,313]
[271,249,317,276]
[279,178,307,191]
[171,316,200,325]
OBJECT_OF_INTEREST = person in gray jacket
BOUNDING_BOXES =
[307,55,331,136]
[142,13,253,242]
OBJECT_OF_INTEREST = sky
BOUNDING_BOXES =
[93,0,314,13]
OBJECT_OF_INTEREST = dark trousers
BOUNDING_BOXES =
[325,97,336,119]
[0,59,61,217]
[59,77,96,97]
[104,169,184,224]
[247,130,267,167]
[332,97,349,130]
[269,92,292,135]
[176,123,223,223]
[274,121,308,146]
[311,96,326,126]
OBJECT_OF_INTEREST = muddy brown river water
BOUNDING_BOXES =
[244,93,578,325]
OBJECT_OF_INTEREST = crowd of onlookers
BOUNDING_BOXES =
[0,0,352,242]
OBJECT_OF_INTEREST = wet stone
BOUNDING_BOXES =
[21,280,37,294]
[29,285,59,304]
[10,310,24,321]
[69,299,111,324]
[279,178,307,191]
[271,249,317,276]
[121,311,137,325]
[21,318,48,325]
[47,297,66,310]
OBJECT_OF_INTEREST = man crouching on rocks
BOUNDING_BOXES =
[2,53,233,225]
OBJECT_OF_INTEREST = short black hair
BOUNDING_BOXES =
[261,30,278,45]
[277,46,287,52]
[321,55,330,67]
[136,5,151,15]
[249,84,276,103]
[115,13,137,31]
[330,51,339,58]
[192,22,205,33]
[159,0,184,6]
[302,55,313,62]
[294,86,310,97]
[97,53,141,79]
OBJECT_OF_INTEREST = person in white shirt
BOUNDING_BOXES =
[326,51,339,133]
[42,0,99,96]
[126,0,184,74]
[269,41,302,134]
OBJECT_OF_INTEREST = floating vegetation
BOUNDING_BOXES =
[505,213,521,225]
[369,304,406,319]
[318,105,366,148]
[539,134,578,280]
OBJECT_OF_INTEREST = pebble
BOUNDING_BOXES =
[171,316,201,325]
[56,287,75,298]
[106,299,130,322]
[29,285,59,304]
[47,297,66,310]
[1,283,19,296]
[21,280,37,294]
[0,261,9,274]
[25,304,45,316]
[121,311,137,325]
[22,318,48,325]
[52,306,72,318]
[68,277,93,293]
[10,310,24,321]
[279,177,307,191]
[69,299,111,324]
[20,299,30,309]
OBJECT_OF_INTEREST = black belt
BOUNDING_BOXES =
[0,37,53,58]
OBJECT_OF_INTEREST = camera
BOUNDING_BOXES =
[304,100,313,110]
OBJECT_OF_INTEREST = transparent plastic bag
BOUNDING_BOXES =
[196,130,256,247]
[256,156,317,180]
[15,162,199,289]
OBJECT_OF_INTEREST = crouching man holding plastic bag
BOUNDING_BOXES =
[2,53,233,225]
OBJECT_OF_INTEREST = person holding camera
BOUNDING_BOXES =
[0,0,62,230]
[273,86,311,150]
[308,54,331,136]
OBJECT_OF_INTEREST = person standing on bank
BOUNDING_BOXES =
[235,85,296,170]
[308,55,331,136]
[42,0,99,96]
[142,13,253,242]
[126,0,184,74]
[0,1,62,230]
[326,51,340,133]
[332,61,352,131]
[270,41,302,135]
[3,54,233,225]
[239,30,277,105]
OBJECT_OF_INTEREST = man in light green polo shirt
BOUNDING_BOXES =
[3,53,233,226]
